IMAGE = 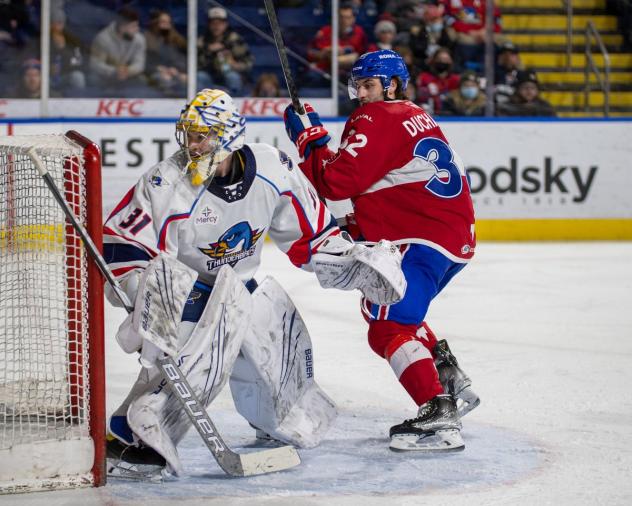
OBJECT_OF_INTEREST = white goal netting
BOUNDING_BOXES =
[0,135,95,492]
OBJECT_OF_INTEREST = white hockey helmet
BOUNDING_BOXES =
[175,88,246,185]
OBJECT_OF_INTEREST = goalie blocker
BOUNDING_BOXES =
[108,257,337,476]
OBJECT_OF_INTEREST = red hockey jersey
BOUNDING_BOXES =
[300,100,476,262]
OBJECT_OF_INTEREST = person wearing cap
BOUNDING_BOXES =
[368,19,397,52]
[496,69,556,117]
[50,8,86,95]
[442,70,486,116]
[494,40,523,106]
[197,6,253,96]
[89,6,147,96]
[11,58,42,98]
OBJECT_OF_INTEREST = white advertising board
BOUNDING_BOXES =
[2,119,631,222]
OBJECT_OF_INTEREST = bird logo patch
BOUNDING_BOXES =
[198,221,264,270]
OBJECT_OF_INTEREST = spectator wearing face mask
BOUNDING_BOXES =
[496,69,556,117]
[404,0,455,71]
[415,46,460,114]
[90,6,147,95]
[442,70,486,116]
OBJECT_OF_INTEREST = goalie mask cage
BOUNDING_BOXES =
[0,131,106,493]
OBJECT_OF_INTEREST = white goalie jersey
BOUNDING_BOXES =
[104,143,339,289]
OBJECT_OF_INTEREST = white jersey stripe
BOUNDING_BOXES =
[388,339,433,379]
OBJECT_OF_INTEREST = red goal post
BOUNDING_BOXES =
[0,130,106,493]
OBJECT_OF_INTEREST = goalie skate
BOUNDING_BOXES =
[107,460,166,483]
[106,433,166,467]
[434,339,480,417]
[389,395,464,453]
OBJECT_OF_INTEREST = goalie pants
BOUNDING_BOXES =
[361,244,467,407]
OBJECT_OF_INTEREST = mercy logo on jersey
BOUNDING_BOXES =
[195,206,219,225]
[198,221,264,270]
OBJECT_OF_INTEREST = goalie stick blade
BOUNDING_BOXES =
[221,445,301,477]
[389,429,465,453]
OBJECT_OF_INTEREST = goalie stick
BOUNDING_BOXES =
[28,142,301,477]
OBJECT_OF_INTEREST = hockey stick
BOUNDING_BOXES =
[263,0,305,115]
[28,145,301,477]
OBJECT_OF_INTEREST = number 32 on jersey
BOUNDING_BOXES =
[414,137,469,199]
[340,131,368,157]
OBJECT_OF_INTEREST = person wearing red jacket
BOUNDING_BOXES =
[444,0,504,70]
[307,2,369,77]
[415,46,460,115]
[284,49,480,452]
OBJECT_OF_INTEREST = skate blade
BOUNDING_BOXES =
[107,459,167,482]
[456,386,481,418]
[389,429,465,453]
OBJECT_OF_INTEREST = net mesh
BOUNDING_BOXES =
[0,135,91,451]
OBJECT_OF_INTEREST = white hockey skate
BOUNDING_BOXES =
[389,395,465,453]
[434,340,480,417]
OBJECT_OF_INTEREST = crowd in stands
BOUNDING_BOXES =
[0,0,556,116]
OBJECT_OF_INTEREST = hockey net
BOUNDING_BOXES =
[0,131,105,493]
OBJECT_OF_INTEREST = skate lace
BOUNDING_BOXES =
[402,403,434,425]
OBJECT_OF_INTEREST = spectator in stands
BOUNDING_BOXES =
[442,70,486,116]
[368,19,397,52]
[0,0,35,50]
[444,0,504,72]
[252,73,282,98]
[89,6,147,96]
[404,0,456,72]
[385,0,424,33]
[415,46,460,115]
[145,10,187,98]
[496,69,556,117]
[50,8,86,96]
[10,58,42,98]
[197,6,253,96]
[307,2,369,83]
[394,44,418,101]
[494,40,523,104]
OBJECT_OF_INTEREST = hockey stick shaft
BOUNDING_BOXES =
[29,147,299,477]
[263,0,305,115]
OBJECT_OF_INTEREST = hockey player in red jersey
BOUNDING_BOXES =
[284,49,480,452]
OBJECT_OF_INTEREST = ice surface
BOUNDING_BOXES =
[2,242,631,506]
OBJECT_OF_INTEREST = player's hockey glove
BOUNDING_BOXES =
[284,103,331,158]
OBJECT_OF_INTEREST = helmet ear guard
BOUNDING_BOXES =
[175,89,246,185]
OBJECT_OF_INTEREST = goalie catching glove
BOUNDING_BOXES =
[283,103,331,158]
[311,233,406,306]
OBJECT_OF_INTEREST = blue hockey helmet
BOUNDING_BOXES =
[349,49,410,99]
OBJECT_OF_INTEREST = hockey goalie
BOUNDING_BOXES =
[103,89,406,477]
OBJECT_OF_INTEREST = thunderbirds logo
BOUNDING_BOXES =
[198,221,264,270]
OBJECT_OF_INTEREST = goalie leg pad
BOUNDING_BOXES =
[229,276,337,449]
[115,252,197,361]
[124,265,253,475]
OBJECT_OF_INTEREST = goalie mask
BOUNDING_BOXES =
[176,89,246,185]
